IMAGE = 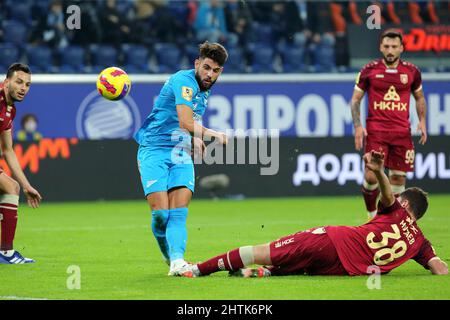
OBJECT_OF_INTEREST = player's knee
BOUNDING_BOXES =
[7,179,20,195]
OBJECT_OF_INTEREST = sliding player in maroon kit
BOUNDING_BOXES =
[176,150,447,278]
[0,63,42,264]
[350,29,428,219]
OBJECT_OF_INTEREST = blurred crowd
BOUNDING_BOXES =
[0,0,449,74]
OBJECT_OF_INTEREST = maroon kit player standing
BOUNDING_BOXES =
[0,63,42,264]
[174,150,447,278]
[350,29,428,219]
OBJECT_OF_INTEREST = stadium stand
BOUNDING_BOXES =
[0,0,448,73]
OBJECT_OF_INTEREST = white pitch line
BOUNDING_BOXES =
[0,296,49,300]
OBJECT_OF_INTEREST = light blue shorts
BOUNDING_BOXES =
[137,145,195,196]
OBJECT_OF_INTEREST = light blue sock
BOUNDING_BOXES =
[166,207,188,261]
[151,209,170,261]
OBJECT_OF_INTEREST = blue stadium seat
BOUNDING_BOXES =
[8,2,32,25]
[154,43,182,73]
[122,44,150,73]
[184,44,199,64]
[224,47,246,73]
[0,43,20,70]
[90,45,118,70]
[312,36,336,73]
[279,44,305,73]
[247,43,276,73]
[2,21,28,46]
[26,45,53,73]
[251,22,274,45]
[59,46,86,73]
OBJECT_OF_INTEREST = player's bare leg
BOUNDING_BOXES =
[184,243,273,278]
[166,187,192,275]
[0,173,33,264]
[389,170,406,195]
[146,191,171,264]
[362,169,380,219]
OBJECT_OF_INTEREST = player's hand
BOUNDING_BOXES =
[354,125,367,151]
[417,120,427,145]
[363,149,385,172]
[23,186,42,209]
[192,136,206,158]
[215,132,228,145]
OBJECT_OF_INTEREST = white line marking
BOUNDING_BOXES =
[0,296,49,300]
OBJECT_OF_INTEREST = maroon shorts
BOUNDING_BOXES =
[269,227,348,276]
[365,130,414,172]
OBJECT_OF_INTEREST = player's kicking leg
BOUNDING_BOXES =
[0,173,34,264]
[177,244,273,278]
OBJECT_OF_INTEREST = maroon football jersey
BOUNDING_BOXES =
[0,83,16,132]
[326,200,436,276]
[355,59,422,133]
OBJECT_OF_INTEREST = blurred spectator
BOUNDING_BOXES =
[99,0,131,46]
[152,1,187,45]
[224,0,254,46]
[16,114,43,142]
[194,0,238,46]
[30,0,69,49]
[128,0,157,46]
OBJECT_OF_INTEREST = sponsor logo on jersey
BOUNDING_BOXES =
[375,74,384,78]
[218,258,225,270]
[374,86,407,111]
[400,74,408,84]
[182,86,193,101]
[274,237,294,248]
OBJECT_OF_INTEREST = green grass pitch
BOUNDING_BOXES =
[0,195,449,300]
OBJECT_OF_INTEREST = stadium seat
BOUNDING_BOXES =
[8,2,32,25]
[26,45,53,73]
[311,36,336,73]
[90,45,118,71]
[0,43,20,70]
[59,46,86,73]
[279,45,305,73]
[2,21,28,46]
[122,44,150,73]
[251,22,274,45]
[154,43,182,73]
[224,47,246,73]
[247,43,276,73]
[184,44,199,63]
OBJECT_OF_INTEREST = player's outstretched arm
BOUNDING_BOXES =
[350,89,367,151]
[412,88,427,145]
[0,130,42,208]
[363,150,395,207]
[177,104,228,145]
[428,257,448,275]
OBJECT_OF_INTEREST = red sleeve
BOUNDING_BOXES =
[411,67,422,92]
[377,199,402,215]
[355,67,369,92]
[413,239,437,269]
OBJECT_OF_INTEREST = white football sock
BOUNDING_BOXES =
[1,250,15,257]
[239,246,255,266]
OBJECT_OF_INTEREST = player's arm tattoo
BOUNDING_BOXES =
[350,90,364,127]
[413,89,427,122]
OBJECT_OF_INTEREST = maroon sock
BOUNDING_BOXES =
[362,187,380,213]
[0,204,18,251]
[197,248,244,276]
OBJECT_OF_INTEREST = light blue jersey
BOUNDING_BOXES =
[134,69,210,148]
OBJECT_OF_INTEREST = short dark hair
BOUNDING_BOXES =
[400,187,429,220]
[198,42,228,66]
[7,63,31,79]
[21,114,38,127]
[380,28,403,45]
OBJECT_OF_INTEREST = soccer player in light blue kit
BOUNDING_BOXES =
[134,42,228,276]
